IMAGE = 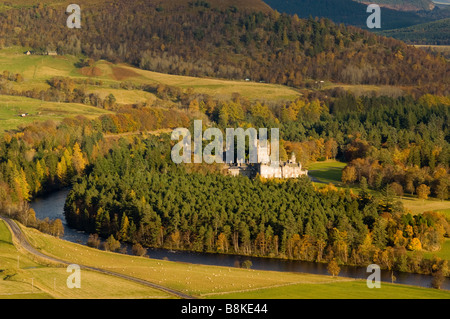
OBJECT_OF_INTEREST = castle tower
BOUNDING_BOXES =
[290,152,296,164]
[257,140,270,164]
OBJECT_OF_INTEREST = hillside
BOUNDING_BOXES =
[354,0,435,11]
[379,18,450,44]
[262,0,438,29]
[0,46,299,100]
[0,0,272,11]
[0,0,448,94]
[0,45,301,132]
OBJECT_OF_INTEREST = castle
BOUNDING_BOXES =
[227,141,308,179]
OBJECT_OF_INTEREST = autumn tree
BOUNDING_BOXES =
[342,165,357,184]
[327,258,341,277]
[119,214,130,242]
[324,139,338,160]
[51,219,64,238]
[87,234,101,249]
[435,178,448,201]
[104,235,121,252]
[241,260,253,269]
[431,258,448,290]
[56,157,68,185]
[72,142,87,174]
[188,99,200,112]
[132,243,147,257]
[216,232,228,253]
[407,238,422,251]
[416,184,431,200]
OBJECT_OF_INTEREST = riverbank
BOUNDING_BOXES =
[30,188,450,291]
[18,221,450,299]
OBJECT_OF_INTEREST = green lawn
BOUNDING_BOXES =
[400,196,450,215]
[307,160,347,185]
[423,239,450,261]
[207,280,450,299]
[438,209,450,219]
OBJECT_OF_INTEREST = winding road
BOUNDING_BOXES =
[0,216,196,299]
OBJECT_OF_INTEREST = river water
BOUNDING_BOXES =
[31,189,450,291]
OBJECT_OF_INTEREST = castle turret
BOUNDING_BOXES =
[290,152,296,164]
[257,140,270,164]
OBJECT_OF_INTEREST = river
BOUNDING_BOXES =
[31,189,449,291]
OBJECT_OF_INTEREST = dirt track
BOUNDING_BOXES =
[0,216,196,299]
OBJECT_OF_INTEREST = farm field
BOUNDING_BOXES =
[0,95,112,132]
[207,280,450,299]
[115,64,301,101]
[0,220,173,299]
[0,47,301,103]
[0,46,302,132]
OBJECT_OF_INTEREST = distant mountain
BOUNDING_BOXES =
[262,0,437,30]
[353,0,435,11]
[379,18,450,44]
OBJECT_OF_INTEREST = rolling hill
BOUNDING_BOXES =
[262,0,439,30]
[380,18,450,44]
[0,46,300,102]
[0,0,448,93]
[353,0,436,11]
[0,44,301,132]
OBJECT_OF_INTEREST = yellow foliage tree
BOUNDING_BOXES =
[72,142,87,174]
[12,166,30,201]
[188,99,200,112]
[216,232,228,253]
[56,157,67,184]
[119,214,129,242]
[171,231,181,249]
[342,165,357,184]
[416,184,431,200]
[407,238,422,251]
[393,230,406,247]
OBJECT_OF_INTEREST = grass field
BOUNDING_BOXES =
[422,239,450,261]
[207,280,450,299]
[7,221,448,299]
[116,64,301,101]
[0,45,302,131]
[400,197,450,215]
[414,45,450,52]
[0,220,172,299]
[306,160,347,185]
[307,160,449,215]
[0,46,301,103]
[0,95,112,132]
